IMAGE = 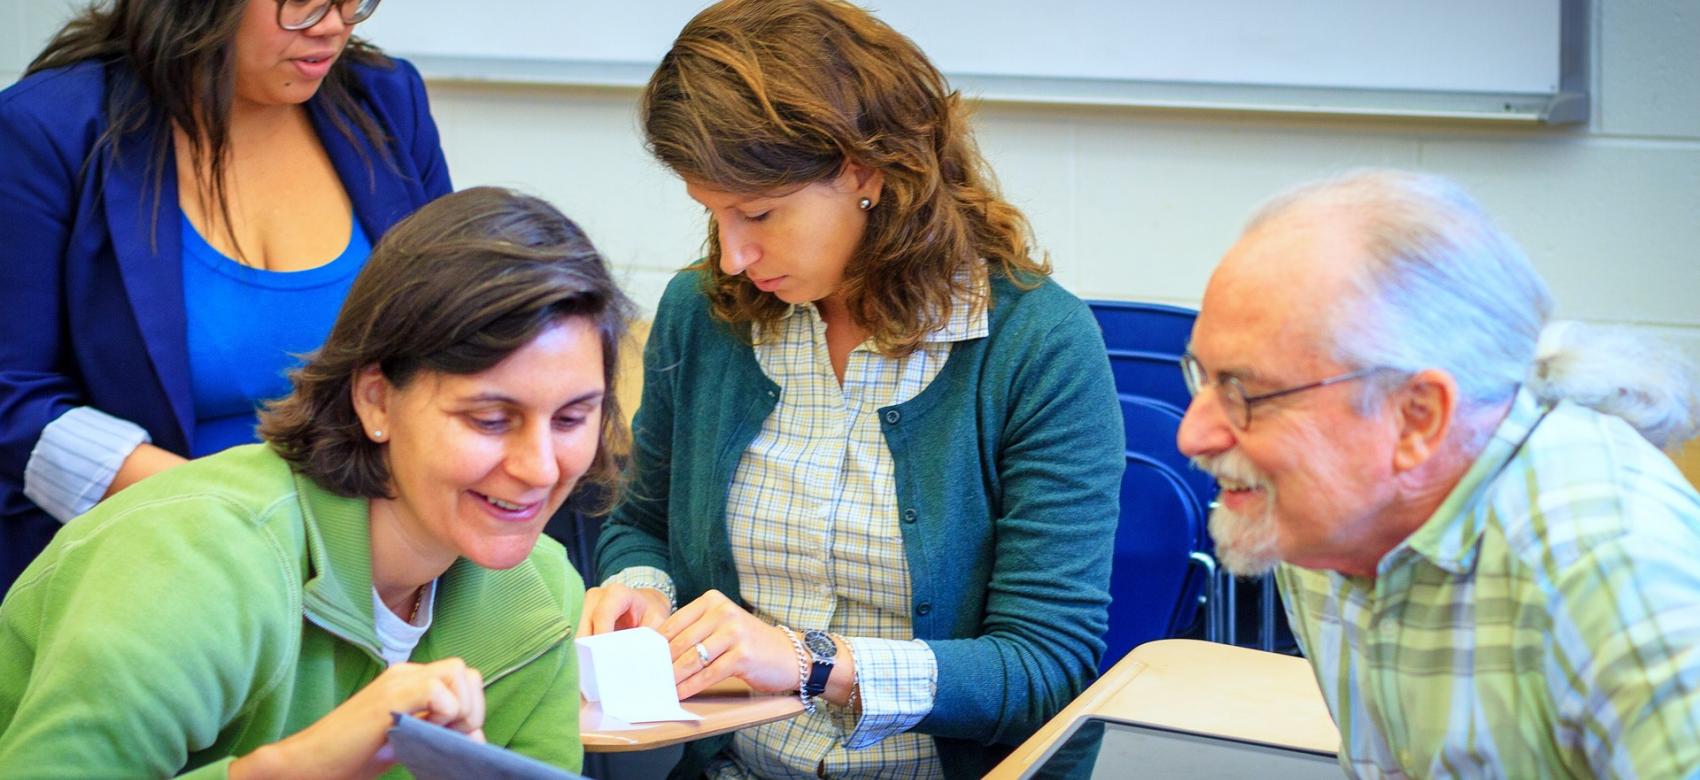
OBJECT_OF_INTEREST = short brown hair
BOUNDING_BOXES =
[641,0,1049,355]
[260,187,633,504]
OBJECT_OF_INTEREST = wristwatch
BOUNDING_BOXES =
[800,629,837,698]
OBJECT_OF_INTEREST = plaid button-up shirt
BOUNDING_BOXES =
[1279,388,1700,778]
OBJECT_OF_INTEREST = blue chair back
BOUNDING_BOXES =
[1104,449,1204,668]
[1088,300,1220,668]
[1088,300,1197,354]
[1107,350,1191,408]
[1119,395,1215,547]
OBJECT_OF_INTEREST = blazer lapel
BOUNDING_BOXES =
[102,95,193,448]
[308,96,418,239]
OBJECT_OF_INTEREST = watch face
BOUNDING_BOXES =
[804,630,837,662]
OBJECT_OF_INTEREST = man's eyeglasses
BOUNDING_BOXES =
[277,0,381,32]
[1180,352,1387,430]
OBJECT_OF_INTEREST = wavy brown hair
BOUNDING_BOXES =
[260,187,634,509]
[641,0,1049,355]
[28,0,392,261]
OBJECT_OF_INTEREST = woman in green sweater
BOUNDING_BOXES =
[0,186,632,778]
[583,1,1123,776]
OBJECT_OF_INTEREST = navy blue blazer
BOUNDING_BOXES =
[0,56,452,590]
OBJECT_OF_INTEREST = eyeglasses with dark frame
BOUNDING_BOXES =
[1180,352,1388,430]
[276,0,382,32]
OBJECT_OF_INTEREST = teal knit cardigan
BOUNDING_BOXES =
[598,269,1122,778]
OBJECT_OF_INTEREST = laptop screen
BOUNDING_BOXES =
[1022,716,1340,779]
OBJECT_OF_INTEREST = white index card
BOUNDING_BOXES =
[575,627,702,724]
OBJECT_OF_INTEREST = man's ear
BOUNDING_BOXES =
[350,365,392,443]
[1391,369,1457,472]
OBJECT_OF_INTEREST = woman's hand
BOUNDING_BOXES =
[660,589,801,700]
[579,582,672,636]
[229,658,486,780]
[103,443,188,499]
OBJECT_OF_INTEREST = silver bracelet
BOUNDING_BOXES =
[611,573,677,611]
[830,632,860,716]
[776,625,815,715]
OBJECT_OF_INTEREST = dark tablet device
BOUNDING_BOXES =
[1021,715,1341,779]
[387,713,586,780]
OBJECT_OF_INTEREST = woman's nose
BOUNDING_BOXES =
[506,426,561,488]
[718,224,759,276]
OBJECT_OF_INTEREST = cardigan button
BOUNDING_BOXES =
[884,410,901,424]
[915,602,932,616]
[902,508,917,523]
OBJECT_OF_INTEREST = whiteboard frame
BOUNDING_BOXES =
[388,0,1589,125]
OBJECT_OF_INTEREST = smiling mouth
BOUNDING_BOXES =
[1218,478,1258,493]
[473,491,535,513]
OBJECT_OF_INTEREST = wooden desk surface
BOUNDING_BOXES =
[987,639,1340,778]
[581,679,804,753]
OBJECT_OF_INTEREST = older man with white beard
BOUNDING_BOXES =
[1176,169,1700,778]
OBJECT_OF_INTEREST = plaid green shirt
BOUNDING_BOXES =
[1279,389,1700,778]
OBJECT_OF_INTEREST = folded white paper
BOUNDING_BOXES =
[575,627,702,723]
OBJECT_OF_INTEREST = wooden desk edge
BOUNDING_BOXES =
[983,654,1151,779]
[986,639,1339,778]
[582,693,805,753]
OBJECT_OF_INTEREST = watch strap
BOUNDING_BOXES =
[801,629,835,698]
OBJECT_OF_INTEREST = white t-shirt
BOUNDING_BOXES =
[371,580,437,666]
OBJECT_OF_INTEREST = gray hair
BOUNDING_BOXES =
[1247,168,1698,450]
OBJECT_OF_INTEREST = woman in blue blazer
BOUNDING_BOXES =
[0,0,453,591]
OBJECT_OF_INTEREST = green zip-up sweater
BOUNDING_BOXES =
[598,269,1122,778]
[0,444,583,778]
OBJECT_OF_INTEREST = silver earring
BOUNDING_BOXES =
[371,430,384,441]
[858,197,873,211]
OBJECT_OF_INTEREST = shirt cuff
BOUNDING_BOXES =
[23,406,151,523]
[604,565,678,610]
[840,637,937,749]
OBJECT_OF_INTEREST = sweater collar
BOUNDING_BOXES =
[294,474,572,675]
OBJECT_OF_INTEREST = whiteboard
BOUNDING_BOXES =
[357,0,1585,123]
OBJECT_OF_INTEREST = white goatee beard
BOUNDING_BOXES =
[1193,451,1281,577]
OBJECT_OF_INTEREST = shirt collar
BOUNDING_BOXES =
[771,269,990,344]
[925,273,991,344]
[1388,387,1549,576]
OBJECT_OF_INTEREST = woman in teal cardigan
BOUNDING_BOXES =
[0,187,632,777]
[584,1,1123,776]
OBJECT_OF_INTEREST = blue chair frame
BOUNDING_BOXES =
[1089,299,1286,653]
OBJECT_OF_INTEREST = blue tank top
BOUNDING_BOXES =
[181,214,370,457]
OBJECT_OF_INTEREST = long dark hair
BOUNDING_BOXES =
[28,0,393,260]
[260,187,634,508]
[642,0,1049,356]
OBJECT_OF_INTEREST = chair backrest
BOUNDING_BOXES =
[1089,300,1196,411]
[1104,450,1205,670]
[1089,301,1223,667]
[1119,395,1215,545]
[1107,350,1191,410]
[1088,301,1198,354]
